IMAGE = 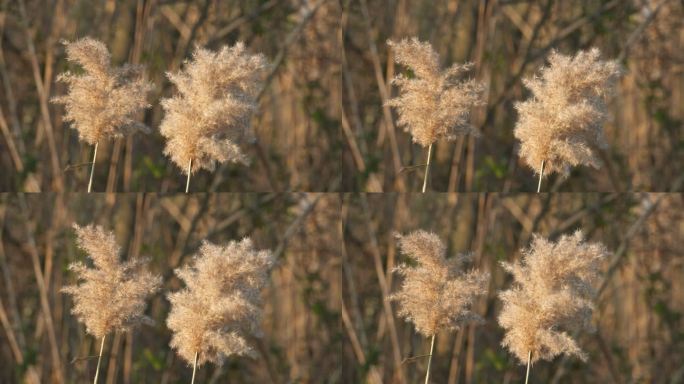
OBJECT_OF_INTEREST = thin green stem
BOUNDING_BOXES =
[525,350,532,384]
[424,334,436,384]
[422,144,433,193]
[191,351,198,384]
[536,160,545,193]
[93,335,106,384]
[87,141,98,193]
[185,158,193,193]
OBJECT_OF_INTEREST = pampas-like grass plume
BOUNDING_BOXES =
[390,230,489,337]
[160,43,268,175]
[498,231,607,365]
[514,48,621,177]
[166,238,274,367]
[62,224,161,339]
[387,38,485,147]
[53,37,152,145]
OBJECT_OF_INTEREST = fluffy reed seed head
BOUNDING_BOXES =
[166,239,274,366]
[160,43,268,174]
[387,37,485,147]
[514,48,621,176]
[62,224,161,339]
[498,231,608,364]
[52,37,152,145]
[389,230,489,337]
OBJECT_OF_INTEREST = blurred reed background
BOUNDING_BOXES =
[0,192,342,383]
[342,193,683,383]
[342,0,683,192]
[0,0,341,192]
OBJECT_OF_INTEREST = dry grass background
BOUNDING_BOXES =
[342,193,683,383]
[0,192,342,383]
[342,0,684,192]
[2,1,683,383]
[0,0,341,192]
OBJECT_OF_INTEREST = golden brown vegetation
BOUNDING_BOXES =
[390,230,488,337]
[0,0,340,192]
[160,44,267,175]
[63,224,160,339]
[0,193,341,383]
[498,231,607,364]
[167,239,274,366]
[342,1,684,191]
[514,49,621,178]
[342,193,683,383]
[52,38,152,146]
[387,38,485,148]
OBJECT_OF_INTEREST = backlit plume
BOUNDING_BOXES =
[387,37,485,147]
[53,37,152,145]
[498,231,607,364]
[166,239,274,366]
[514,48,621,176]
[62,224,161,339]
[160,43,268,174]
[390,230,489,337]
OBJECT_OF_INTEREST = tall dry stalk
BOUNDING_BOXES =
[160,43,267,192]
[514,48,621,192]
[62,224,160,383]
[536,160,545,193]
[53,37,151,192]
[498,231,607,381]
[93,335,106,384]
[421,144,433,193]
[387,38,484,191]
[166,239,274,382]
[389,231,488,383]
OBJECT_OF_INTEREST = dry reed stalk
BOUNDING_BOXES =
[424,334,435,384]
[514,48,621,191]
[166,239,274,381]
[62,224,160,383]
[421,144,433,193]
[93,335,106,384]
[390,231,488,383]
[88,142,98,193]
[359,195,405,382]
[53,37,151,192]
[17,0,64,191]
[191,351,198,384]
[159,43,267,192]
[387,38,485,191]
[498,231,608,381]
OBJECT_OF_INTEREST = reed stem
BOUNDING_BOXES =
[424,334,436,384]
[536,160,545,193]
[93,335,106,384]
[88,141,98,193]
[185,159,193,193]
[525,350,532,384]
[191,351,198,384]
[422,144,433,193]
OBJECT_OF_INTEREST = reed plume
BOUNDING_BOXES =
[387,38,485,147]
[390,230,488,383]
[159,43,267,191]
[166,239,274,380]
[498,231,607,381]
[53,37,152,192]
[62,224,160,383]
[514,48,621,189]
[387,37,484,191]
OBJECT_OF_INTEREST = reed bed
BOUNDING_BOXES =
[0,0,341,192]
[0,193,342,383]
[342,0,683,192]
[342,193,683,383]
